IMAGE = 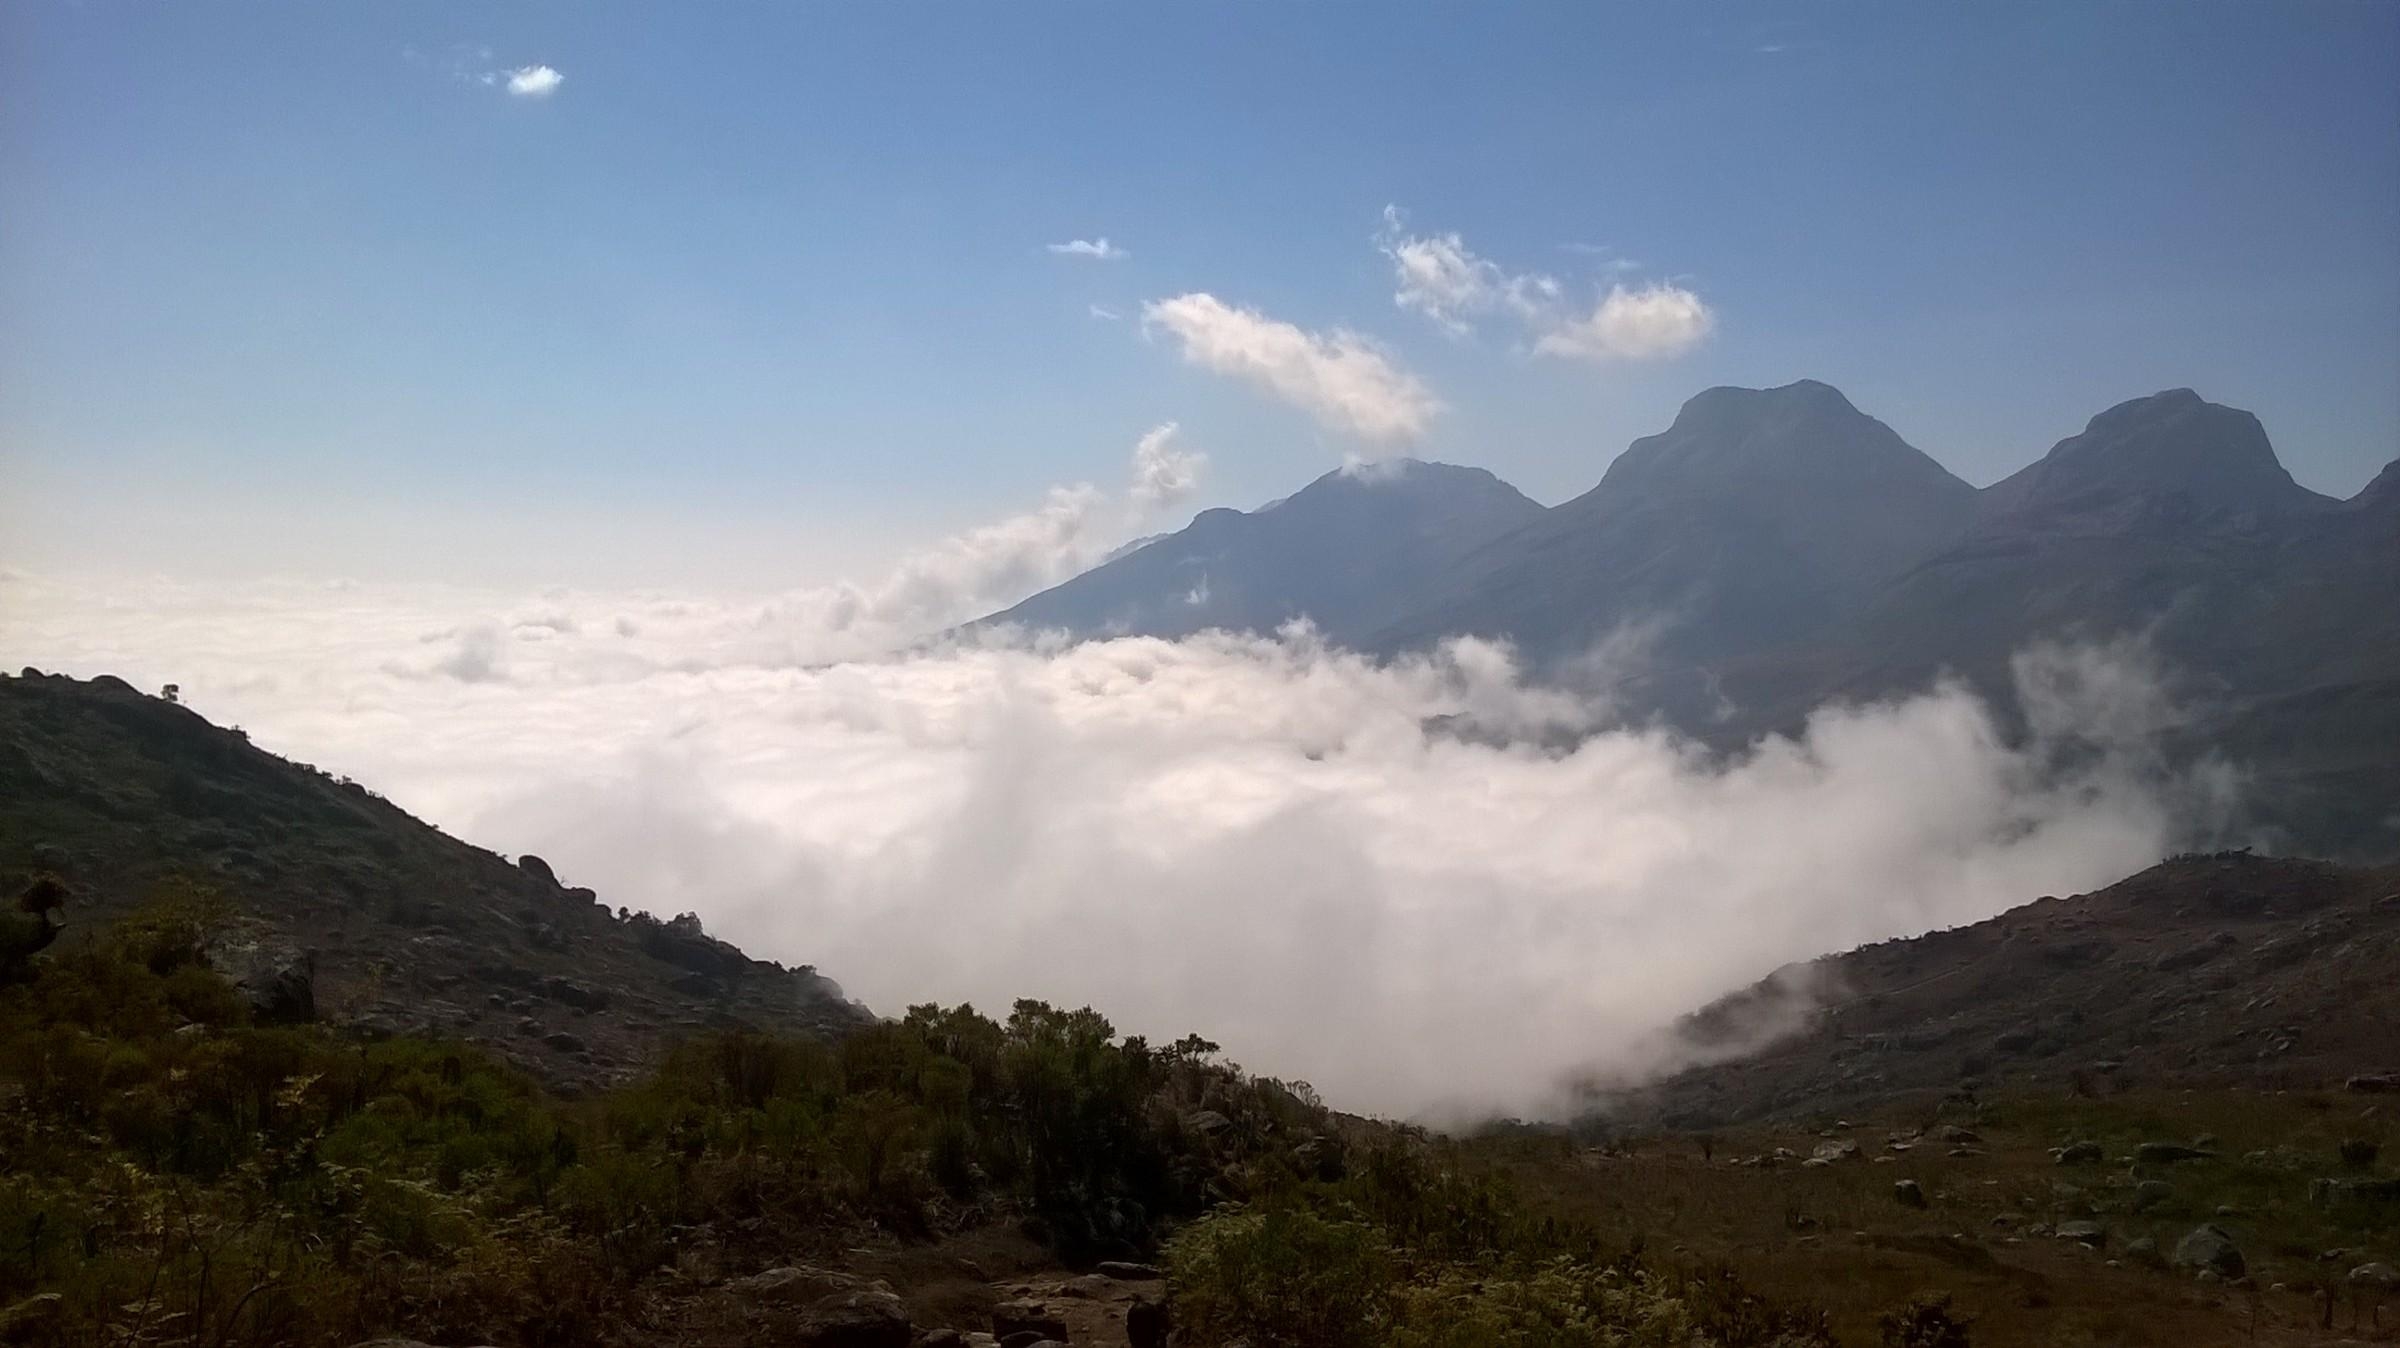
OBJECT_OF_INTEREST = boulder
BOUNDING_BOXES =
[2136,1142,2213,1163]
[2347,1075,2400,1094]
[2055,1220,2107,1248]
[1125,1295,1169,1348]
[2171,1224,2245,1280]
[2353,1262,2400,1290]
[541,1031,588,1055]
[1893,1179,1928,1209]
[1810,1140,1860,1163]
[1291,1134,1345,1180]
[2126,1236,2164,1267]
[542,977,609,1011]
[208,929,316,1024]
[1094,1261,1163,1281]
[730,1264,863,1305]
[1183,1110,1232,1139]
[2131,1180,2173,1213]
[2053,1141,2103,1165]
[517,854,558,885]
[796,1288,911,1348]
[0,1294,65,1345]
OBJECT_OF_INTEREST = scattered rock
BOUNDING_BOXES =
[1893,1179,1928,1208]
[797,1288,912,1348]
[2171,1224,2245,1280]
[1938,1126,1982,1145]
[2353,1262,2400,1290]
[1810,1140,1860,1163]
[541,977,609,1011]
[1094,1261,1163,1281]
[2136,1142,2214,1163]
[2346,1075,2400,1094]
[2055,1220,2108,1248]
[2053,1141,2103,1165]
[1183,1110,1231,1139]
[990,1301,1069,1342]
[2126,1236,2164,1267]
[2131,1180,2173,1212]
[731,1265,866,1305]
[541,1031,587,1055]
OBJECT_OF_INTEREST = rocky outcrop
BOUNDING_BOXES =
[207,925,316,1024]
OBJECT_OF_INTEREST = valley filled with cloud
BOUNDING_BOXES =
[1,554,2233,1119]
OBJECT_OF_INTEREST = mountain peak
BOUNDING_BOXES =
[1984,389,2329,524]
[1667,379,1864,432]
[1590,379,1971,512]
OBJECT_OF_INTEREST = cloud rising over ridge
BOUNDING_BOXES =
[3,552,2232,1119]
[1142,293,1442,444]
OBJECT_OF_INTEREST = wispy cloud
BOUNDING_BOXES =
[412,46,565,99]
[1141,292,1441,444]
[1380,206,1713,362]
[1533,283,1715,362]
[503,64,565,98]
[1048,237,1128,261]
[1088,304,1121,322]
[1376,205,1559,337]
[1128,422,1205,510]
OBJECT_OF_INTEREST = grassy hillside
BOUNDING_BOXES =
[0,894,1845,1347]
[0,670,869,1087]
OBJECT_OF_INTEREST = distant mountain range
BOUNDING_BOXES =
[978,381,2400,858]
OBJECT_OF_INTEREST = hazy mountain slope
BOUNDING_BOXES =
[974,459,1545,644]
[1710,395,2400,856]
[1368,380,1979,668]
[1628,851,2400,1128]
[1977,387,2336,524]
[0,669,870,1084]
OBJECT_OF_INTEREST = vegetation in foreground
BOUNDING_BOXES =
[0,881,1851,1347]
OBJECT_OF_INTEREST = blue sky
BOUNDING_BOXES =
[5,2,2396,586]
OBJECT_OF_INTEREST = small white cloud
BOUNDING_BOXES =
[1088,304,1121,321]
[505,64,564,98]
[1048,238,1128,261]
[1534,283,1715,362]
[1128,422,1206,511]
[1141,291,1441,444]
[1382,207,1711,361]
[1377,205,1556,336]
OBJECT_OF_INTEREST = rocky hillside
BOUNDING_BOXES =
[1625,852,2400,1128]
[0,668,871,1086]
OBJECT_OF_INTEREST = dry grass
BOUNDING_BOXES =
[1471,1085,2400,1345]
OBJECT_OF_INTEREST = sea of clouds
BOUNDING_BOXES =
[0,432,2240,1119]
